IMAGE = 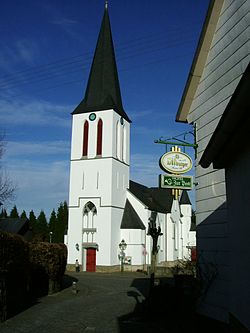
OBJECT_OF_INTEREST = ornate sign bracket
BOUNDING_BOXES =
[154,125,198,158]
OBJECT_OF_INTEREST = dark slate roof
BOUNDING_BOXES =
[200,62,250,169]
[0,218,27,234]
[121,200,145,230]
[190,217,196,231]
[129,180,173,214]
[179,190,191,205]
[0,218,33,241]
[72,6,131,123]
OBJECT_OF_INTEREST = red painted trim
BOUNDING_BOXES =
[96,119,103,156]
[83,120,89,156]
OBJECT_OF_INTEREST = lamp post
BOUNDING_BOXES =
[118,239,127,272]
[49,231,53,243]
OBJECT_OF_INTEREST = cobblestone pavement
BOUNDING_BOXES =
[0,271,228,333]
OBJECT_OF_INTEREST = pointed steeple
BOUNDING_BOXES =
[72,5,131,123]
[179,190,191,205]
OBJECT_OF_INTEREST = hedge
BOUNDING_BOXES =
[0,231,67,321]
[0,231,29,321]
[29,242,67,295]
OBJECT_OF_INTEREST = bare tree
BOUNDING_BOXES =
[0,135,16,204]
[0,134,5,159]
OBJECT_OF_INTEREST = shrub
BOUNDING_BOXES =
[29,242,67,295]
[0,231,68,321]
[0,231,29,321]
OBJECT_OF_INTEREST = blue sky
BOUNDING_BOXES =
[0,0,209,218]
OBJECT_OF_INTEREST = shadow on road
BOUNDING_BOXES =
[118,275,229,333]
[61,274,78,290]
[4,274,78,322]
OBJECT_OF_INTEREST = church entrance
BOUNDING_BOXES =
[86,248,96,272]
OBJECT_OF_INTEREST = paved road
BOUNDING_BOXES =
[0,272,168,333]
[0,271,228,333]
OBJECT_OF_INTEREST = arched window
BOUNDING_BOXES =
[96,119,103,156]
[83,201,97,216]
[82,120,89,157]
[120,123,124,162]
[116,120,124,161]
[116,120,120,159]
[83,202,97,243]
[123,125,127,163]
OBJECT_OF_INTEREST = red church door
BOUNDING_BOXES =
[86,248,96,272]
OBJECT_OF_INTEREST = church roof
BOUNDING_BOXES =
[179,190,191,205]
[190,216,196,231]
[121,200,145,230]
[72,6,131,123]
[129,180,174,214]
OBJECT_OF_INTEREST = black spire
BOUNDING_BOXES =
[72,5,131,122]
[179,190,191,205]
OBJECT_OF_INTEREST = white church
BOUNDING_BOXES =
[65,4,195,272]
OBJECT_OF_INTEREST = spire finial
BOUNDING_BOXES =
[105,1,108,9]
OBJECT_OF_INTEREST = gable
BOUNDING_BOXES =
[120,200,145,230]
[0,218,33,241]
[0,218,28,234]
[176,0,224,122]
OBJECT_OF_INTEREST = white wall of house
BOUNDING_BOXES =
[157,213,167,263]
[124,192,151,266]
[120,229,146,266]
[180,202,195,259]
[185,0,250,323]
[122,193,194,267]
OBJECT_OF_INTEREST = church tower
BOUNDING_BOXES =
[66,3,131,271]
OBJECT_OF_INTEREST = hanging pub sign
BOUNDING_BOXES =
[159,151,192,174]
[160,174,193,190]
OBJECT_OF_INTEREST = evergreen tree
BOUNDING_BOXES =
[29,210,38,241]
[0,208,8,218]
[36,210,49,242]
[29,210,37,227]
[20,210,27,219]
[55,201,68,243]
[48,209,57,243]
[9,205,19,218]
[63,201,68,236]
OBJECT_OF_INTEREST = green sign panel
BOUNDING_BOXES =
[160,174,193,190]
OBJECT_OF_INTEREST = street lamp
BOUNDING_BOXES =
[49,231,53,243]
[118,239,127,272]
